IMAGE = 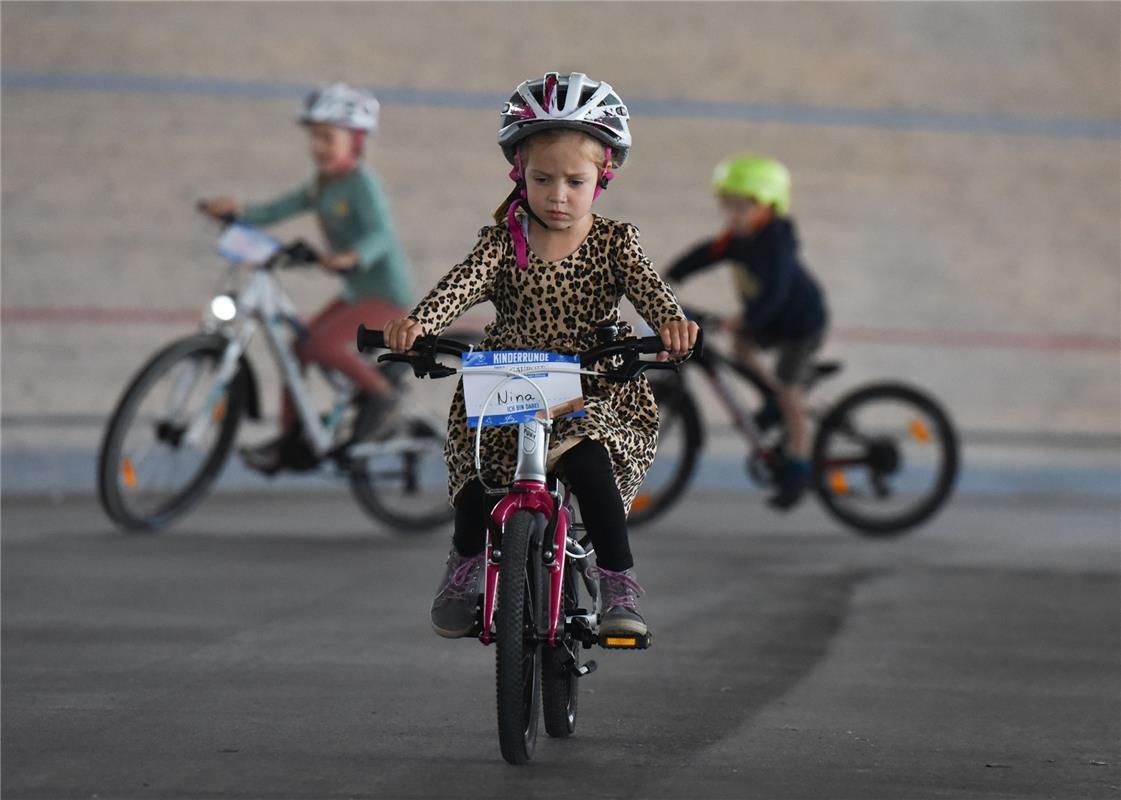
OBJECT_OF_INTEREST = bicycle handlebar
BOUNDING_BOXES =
[196,202,322,267]
[356,325,703,382]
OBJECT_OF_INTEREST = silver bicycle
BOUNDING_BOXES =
[97,219,455,532]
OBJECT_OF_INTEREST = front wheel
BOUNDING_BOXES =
[495,510,546,765]
[97,335,247,531]
[812,382,959,536]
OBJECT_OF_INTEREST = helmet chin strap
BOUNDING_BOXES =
[505,150,546,270]
[504,145,615,270]
[594,147,614,200]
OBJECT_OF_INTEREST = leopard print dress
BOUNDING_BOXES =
[408,215,685,512]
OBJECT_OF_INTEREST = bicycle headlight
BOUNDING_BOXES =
[209,294,238,322]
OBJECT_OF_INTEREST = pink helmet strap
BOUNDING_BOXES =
[505,151,531,269]
[594,146,614,200]
[505,145,615,269]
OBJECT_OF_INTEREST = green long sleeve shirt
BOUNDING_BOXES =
[240,166,414,307]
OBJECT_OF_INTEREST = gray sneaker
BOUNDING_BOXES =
[592,566,647,638]
[430,548,484,638]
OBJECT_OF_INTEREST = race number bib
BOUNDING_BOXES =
[462,351,585,428]
[217,223,282,265]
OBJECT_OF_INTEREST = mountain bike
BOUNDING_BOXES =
[630,308,959,536]
[96,220,454,533]
[357,323,700,764]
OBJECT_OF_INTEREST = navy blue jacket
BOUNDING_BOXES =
[666,218,827,347]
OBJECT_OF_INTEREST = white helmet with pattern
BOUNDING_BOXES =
[299,83,379,132]
[498,72,631,167]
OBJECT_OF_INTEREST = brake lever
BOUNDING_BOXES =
[377,352,433,379]
[603,353,681,382]
[376,351,457,379]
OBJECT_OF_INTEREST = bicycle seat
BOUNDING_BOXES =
[814,361,843,379]
[803,361,842,392]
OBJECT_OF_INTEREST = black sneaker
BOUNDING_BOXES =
[768,458,811,510]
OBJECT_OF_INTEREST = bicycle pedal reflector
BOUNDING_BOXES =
[599,632,652,650]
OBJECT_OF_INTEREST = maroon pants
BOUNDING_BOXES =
[281,296,404,429]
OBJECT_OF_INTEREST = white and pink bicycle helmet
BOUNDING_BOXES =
[497,72,632,269]
[498,72,631,167]
[299,82,379,133]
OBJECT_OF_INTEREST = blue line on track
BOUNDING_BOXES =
[4,447,1118,498]
[4,71,1119,140]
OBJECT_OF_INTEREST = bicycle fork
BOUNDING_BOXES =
[477,417,640,663]
[481,417,562,646]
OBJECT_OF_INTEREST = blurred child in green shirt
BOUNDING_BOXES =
[200,83,413,473]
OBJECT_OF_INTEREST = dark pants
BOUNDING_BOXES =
[451,438,633,572]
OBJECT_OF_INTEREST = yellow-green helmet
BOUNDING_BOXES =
[712,155,791,215]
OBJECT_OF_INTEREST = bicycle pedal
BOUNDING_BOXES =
[597,631,653,650]
[573,660,597,677]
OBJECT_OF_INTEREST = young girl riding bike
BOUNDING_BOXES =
[199,82,414,473]
[382,72,698,641]
[666,155,829,510]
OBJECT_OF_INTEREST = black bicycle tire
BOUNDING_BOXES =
[812,382,959,536]
[97,335,246,532]
[495,509,545,765]
[628,375,704,527]
[541,564,580,737]
[347,397,455,532]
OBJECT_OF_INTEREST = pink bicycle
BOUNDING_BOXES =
[357,323,700,764]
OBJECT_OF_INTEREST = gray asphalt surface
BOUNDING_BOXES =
[3,489,1118,799]
[3,5,1118,798]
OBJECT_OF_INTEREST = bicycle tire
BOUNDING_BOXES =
[541,562,580,738]
[97,335,247,532]
[495,509,545,765]
[812,382,959,536]
[347,396,455,532]
[628,374,704,527]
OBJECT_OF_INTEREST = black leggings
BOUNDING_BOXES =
[451,438,633,572]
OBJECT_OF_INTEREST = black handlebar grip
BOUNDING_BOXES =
[635,329,704,357]
[284,240,321,265]
[356,325,386,353]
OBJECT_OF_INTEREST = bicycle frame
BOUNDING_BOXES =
[684,345,770,452]
[200,260,356,458]
[679,336,834,452]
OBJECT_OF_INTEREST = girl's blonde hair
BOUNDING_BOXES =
[492,129,613,223]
